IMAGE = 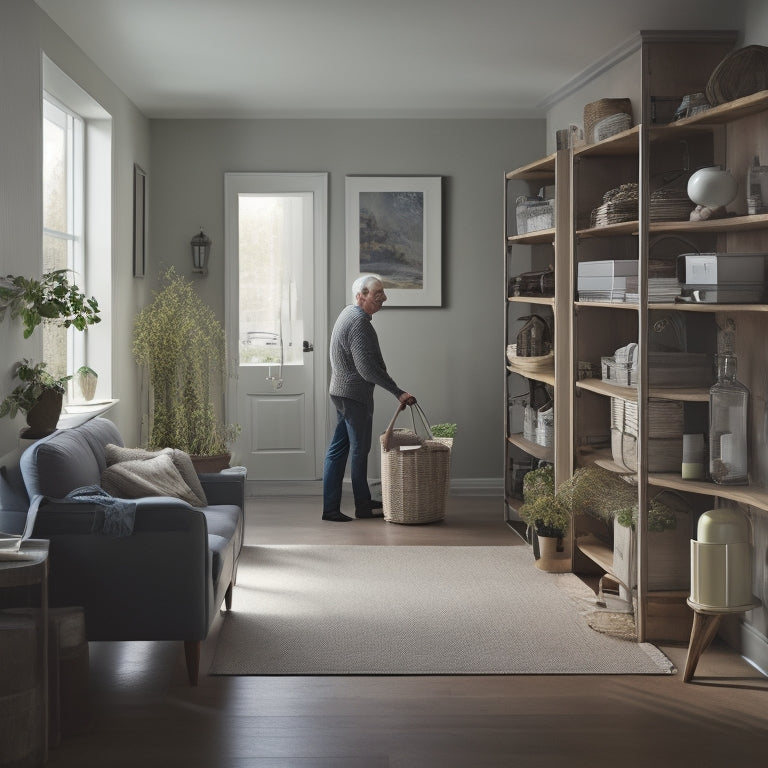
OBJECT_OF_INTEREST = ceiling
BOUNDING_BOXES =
[35,0,743,119]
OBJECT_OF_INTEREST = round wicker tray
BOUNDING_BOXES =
[706,45,768,105]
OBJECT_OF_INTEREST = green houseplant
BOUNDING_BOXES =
[132,267,239,468]
[0,269,101,338]
[0,270,101,433]
[517,464,571,572]
[0,359,72,437]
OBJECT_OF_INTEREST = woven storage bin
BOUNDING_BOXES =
[583,98,632,144]
[706,45,768,106]
[610,398,683,473]
[380,404,451,525]
[515,197,555,234]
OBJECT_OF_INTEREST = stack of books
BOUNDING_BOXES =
[577,260,638,303]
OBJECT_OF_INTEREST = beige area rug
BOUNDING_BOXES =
[209,545,675,676]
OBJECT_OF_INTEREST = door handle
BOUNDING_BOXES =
[303,341,314,352]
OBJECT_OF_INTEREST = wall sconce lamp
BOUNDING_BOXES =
[191,228,212,276]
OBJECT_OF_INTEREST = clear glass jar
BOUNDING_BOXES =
[709,354,749,485]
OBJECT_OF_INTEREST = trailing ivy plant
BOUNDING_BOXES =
[0,269,101,338]
[132,267,239,456]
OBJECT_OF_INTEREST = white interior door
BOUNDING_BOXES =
[225,173,327,483]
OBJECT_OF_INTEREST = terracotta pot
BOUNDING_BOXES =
[23,390,63,438]
[190,453,231,474]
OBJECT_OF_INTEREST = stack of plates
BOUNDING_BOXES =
[650,185,695,221]
[625,277,681,303]
[590,183,638,227]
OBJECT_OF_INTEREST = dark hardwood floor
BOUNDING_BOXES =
[46,495,768,768]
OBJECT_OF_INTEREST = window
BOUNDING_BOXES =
[42,96,84,380]
[41,56,112,400]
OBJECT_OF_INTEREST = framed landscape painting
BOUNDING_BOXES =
[345,176,442,307]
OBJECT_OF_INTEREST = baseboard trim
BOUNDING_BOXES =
[247,477,504,498]
[738,621,768,677]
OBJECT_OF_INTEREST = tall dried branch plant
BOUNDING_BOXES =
[132,267,239,456]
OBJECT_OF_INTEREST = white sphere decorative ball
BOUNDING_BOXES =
[687,166,738,208]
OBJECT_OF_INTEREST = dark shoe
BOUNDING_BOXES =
[355,500,384,519]
[322,510,353,522]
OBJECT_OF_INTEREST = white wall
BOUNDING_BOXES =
[0,0,150,453]
[149,118,545,486]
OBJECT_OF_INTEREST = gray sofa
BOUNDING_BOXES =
[1,417,244,685]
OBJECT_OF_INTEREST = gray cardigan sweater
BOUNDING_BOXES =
[329,305,404,406]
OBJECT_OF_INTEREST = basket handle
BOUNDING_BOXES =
[382,402,434,452]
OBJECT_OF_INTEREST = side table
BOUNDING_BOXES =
[0,540,49,765]
[683,597,761,682]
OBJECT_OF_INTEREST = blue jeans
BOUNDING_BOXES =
[322,395,373,512]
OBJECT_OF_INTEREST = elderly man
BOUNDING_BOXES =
[322,274,416,522]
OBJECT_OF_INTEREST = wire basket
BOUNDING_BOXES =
[516,197,555,234]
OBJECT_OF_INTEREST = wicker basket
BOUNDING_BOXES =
[706,45,768,106]
[583,98,633,144]
[610,398,683,473]
[380,403,451,524]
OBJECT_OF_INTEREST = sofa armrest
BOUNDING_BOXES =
[199,466,246,509]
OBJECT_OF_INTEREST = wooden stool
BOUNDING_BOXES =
[683,598,760,682]
[0,614,43,767]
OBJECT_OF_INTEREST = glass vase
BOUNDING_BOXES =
[709,354,749,485]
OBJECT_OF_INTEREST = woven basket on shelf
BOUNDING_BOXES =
[583,98,632,144]
[705,45,768,106]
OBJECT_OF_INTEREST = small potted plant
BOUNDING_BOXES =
[517,464,571,572]
[0,359,71,437]
[76,365,98,401]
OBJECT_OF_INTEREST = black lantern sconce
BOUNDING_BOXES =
[191,228,212,276]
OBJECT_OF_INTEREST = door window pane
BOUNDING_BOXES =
[238,194,305,367]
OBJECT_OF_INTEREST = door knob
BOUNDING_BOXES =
[303,341,314,352]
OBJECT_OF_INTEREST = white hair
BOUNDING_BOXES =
[351,274,382,302]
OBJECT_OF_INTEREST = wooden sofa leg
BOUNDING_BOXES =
[184,640,200,686]
[225,581,234,611]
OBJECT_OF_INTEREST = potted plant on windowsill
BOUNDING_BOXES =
[517,463,571,572]
[132,267,240,471]
[0,359,72,438]
[0,270,101,434]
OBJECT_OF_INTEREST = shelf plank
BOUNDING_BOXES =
[669,89,768,127]
[507,295,555,307]
[576,378,637,400]
[576,378,709,402]
[650,213,768,234]
[507,229,556,244]
[575,301,639,310]
[573,125,640,158]
[506,364,555,386]
[507,434,554,462]
[650,302,768,313]
[505,153,557,181]
[648,474,768,513]
[576,534,615,575]
[576,221,638,238]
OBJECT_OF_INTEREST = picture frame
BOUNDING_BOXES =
[133,163,146,278]
[345,176,442,307]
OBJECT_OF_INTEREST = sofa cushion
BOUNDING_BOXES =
[105,444,207,506]
[100,454,202,506]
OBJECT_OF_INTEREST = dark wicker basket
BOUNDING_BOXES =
[706,45,768,105]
